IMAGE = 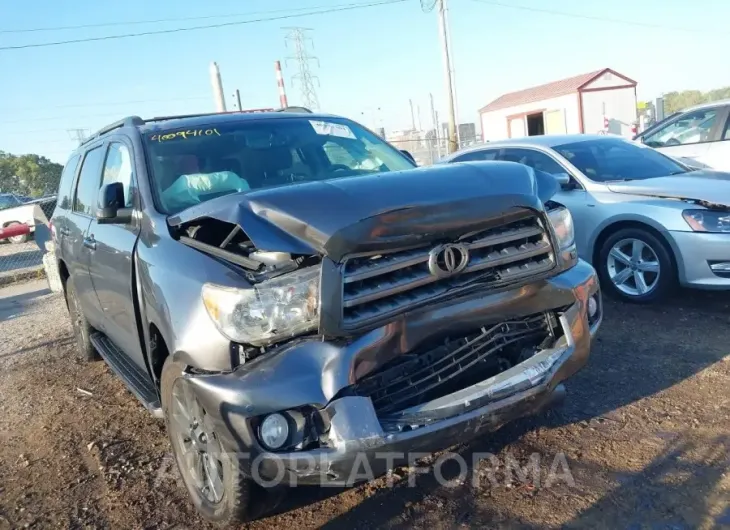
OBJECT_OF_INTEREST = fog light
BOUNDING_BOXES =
[260,413,289,450]
[588,296,598,319]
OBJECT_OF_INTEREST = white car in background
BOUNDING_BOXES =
[634,100,730,171]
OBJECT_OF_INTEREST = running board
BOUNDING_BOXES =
[90,332,163,418]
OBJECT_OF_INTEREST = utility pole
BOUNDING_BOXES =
[409,99,416,131]
[438,0,458,153]
[284,27,320,110]
[430,92,441,158]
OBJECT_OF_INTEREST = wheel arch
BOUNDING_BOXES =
[590,216,682,280]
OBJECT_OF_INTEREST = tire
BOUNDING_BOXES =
[596,227,675,303]
[7,222,30,244]
[161,358,279,524]
[64,277,99,361]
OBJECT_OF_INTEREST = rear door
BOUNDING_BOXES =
[51,154,80,258]
[67,144,107,328]
[86,139,147,371]
[703,106,730,171]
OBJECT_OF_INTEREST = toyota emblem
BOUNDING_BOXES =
[428,243,470,278]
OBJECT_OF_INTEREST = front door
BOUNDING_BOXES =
[67,144,107,329]
[87,139,147,373]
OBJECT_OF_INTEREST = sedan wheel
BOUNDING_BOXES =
[606,238,660,297]
[597,227,675,303]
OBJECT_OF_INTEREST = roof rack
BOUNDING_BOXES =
[276,106,312,113]
[81,116,144,146]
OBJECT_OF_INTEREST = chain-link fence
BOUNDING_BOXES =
[0,197,56,287]
[388,135,481,167]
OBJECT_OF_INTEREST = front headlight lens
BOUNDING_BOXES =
[682,209,730,233]
[547,207,575,249]
[202,266,320,345]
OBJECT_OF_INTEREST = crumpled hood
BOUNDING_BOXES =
[168,161,558,262]
[606,171,730,209]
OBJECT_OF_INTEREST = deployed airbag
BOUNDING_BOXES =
[162,171,250,212]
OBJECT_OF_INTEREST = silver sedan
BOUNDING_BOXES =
[442,134,730,303]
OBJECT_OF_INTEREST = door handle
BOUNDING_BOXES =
[83,236,96,251]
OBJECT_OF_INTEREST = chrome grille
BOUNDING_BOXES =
[341,213,555,327]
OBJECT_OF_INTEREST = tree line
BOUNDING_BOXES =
[0,151,63,198]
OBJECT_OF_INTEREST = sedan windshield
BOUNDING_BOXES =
[553,137,688,182]
[143,116,415,214]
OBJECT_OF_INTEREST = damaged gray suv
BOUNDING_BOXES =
[51,109,602,524]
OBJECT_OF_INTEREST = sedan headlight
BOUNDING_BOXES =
[682,209,730,233]
[547,207,575,249]
[202,267,320,345]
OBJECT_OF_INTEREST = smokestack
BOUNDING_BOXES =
[209,62,227,112]
[409,99,416,131]
[275,60,289,108]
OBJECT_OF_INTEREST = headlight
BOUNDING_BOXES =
[547,207,575,249]
[202,266,320,345]
[682,209,730,233]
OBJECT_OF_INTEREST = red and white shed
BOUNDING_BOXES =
[478,68,638,141]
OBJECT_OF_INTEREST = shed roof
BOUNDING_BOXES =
[479,68,636,113]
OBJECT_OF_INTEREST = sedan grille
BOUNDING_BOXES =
[341,213,555,327]
[349,312,557,416]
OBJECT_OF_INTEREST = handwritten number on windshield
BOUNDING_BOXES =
[150,128,221,142]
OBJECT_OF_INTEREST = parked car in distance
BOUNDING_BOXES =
[633,99,730,171]
[442,135,730,303]
[0,192,39,243]
[51,110,601,524]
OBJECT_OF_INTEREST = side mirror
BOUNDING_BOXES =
[96,182,132,224]
[400,149,416,165]
[554,173,572,188]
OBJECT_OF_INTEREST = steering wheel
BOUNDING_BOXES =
[329,164,351,172]
[664,138,681,146]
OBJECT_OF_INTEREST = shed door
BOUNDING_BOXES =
[508,117,526,138]
[545,109,567,134]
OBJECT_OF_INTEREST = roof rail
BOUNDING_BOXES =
[146,112,223,123]
[81,116,144,146]
[277,106,312,113]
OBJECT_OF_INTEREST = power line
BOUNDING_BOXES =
[285,27,321,110]
[0,0,407,51]
[469,0,712,34]
[8,95,209,113]
[0,3,358,34]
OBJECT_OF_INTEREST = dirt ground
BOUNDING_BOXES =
[0,280,728,530]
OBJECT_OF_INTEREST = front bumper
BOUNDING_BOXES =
[188,260,600,485]
[669,231,730,289]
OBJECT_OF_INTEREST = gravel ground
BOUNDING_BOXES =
[0,281,728,529]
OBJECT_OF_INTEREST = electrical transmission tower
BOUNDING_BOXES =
[283,27,320,110]
[67,128,89,145]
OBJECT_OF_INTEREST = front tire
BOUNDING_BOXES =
[65,278,99,361]
[161,358,274,524]
[596,227,675,303]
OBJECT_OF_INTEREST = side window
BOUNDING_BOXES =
[498,148,565,175]
[322,139,382,171]
[644,108,719,147]
[323,141,358,167]
[452,150,498,163]
[73,147,105,216]
[723,114,730,140]
[102,143,134,208]
[0,196,15,210]
[57,154,80,210]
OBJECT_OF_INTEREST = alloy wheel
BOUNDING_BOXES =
[170,379,225,504]
[606,238,660,297]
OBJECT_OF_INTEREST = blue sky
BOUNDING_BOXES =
[1,0,728,162]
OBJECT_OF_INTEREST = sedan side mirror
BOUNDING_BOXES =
[96,182,132,224]
[554,173,572,187]
[400,149,416,165]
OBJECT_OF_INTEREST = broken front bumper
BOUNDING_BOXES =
[188,260,600,486]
